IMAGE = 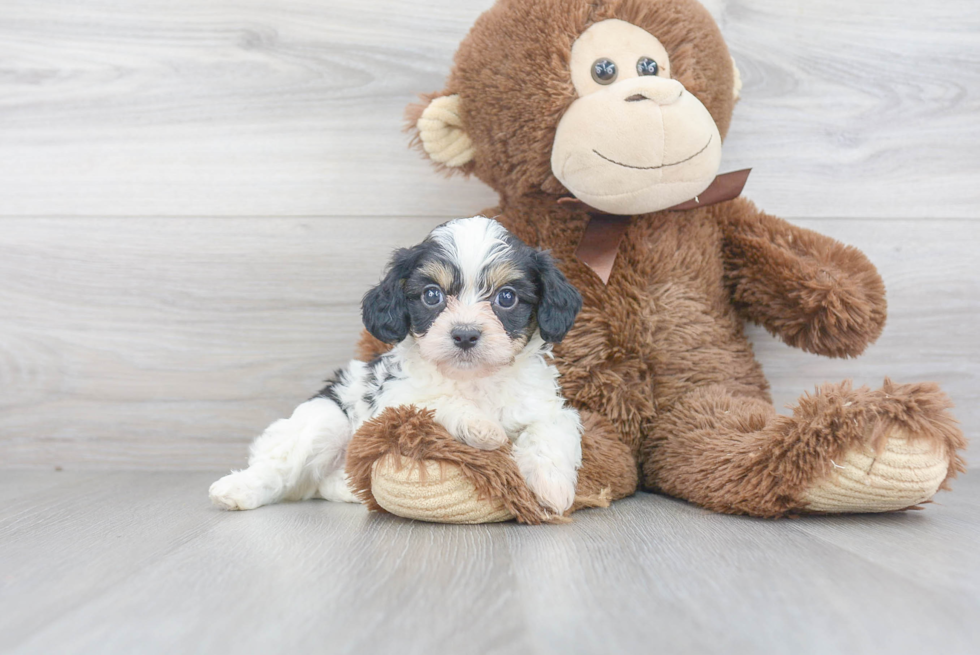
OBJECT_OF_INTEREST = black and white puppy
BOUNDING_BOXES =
[210,216,584,515]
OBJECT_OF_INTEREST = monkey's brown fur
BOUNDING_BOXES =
[349,0,966,521]
[349,407,636,523]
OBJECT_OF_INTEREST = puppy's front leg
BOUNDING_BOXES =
[511,408,583,516]
[424,398,509,450]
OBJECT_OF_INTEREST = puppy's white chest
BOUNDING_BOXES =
[453,380,513,419]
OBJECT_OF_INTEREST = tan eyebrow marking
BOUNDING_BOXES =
[420,261,455,290]
[481,260,521,294]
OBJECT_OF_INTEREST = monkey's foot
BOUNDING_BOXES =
[800,380,966,514]
[346,406,551,524]
[803,428,952,512]
[371,455,514,523]
[347,406,638,524]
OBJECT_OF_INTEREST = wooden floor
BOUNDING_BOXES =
[1,471,977,655]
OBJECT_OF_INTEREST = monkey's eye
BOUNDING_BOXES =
[591,58,618,84]
[494,287,518,310]
[636,57,659,77]
[422,285,445,307]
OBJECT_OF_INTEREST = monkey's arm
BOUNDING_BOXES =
[717,197,886,358]
[354,330,393,362]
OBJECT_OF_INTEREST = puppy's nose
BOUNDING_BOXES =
[451,326,482,351]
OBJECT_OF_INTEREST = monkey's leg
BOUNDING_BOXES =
[346,406,637,524]
[641,380,965,517]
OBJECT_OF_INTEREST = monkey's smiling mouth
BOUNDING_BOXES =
[592,135,713,171]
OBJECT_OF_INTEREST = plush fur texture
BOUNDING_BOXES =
[407,0,735,199]
[348,406,638,523]
[347,0,966,520]
[347,406,552,524]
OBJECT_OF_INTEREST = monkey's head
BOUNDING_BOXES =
[410,0,739,215]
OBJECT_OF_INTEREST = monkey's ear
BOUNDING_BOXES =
[361,246,424,344]
[413,94,476,168]
[731,57,742,101]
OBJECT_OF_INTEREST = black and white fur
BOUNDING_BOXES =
[209,216,585,515]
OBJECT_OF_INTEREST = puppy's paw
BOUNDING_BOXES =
[209,471,277,511]
[457,418,510,451]
[520,458,577,516]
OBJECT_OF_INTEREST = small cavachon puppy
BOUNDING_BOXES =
[210,216,585,515]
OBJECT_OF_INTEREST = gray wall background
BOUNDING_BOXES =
[1,0,976,469]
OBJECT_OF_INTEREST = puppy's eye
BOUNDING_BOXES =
[422,285,444,307]
[636,57,659,77]
[494,287,518,310]
[591,58,617,84]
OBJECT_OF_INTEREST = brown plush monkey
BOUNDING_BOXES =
[345,0,966,523]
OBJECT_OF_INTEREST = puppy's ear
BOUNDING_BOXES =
[533,251,582,343]
[362,246,424,343]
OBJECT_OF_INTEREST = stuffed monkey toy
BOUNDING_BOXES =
[345,0,966,523]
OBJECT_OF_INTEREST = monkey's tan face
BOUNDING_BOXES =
[550,19,722,215]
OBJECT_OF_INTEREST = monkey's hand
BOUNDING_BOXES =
[718,197,886,358]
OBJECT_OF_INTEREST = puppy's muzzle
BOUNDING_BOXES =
[451,325,482,351]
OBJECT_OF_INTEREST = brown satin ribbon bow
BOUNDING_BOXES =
[562,169,751,284]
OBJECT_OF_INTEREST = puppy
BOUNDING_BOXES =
[209,216,585,515]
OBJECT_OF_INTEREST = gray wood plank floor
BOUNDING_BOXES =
[0,471,977,655]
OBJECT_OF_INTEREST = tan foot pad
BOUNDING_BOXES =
[803,430,949,513]
[371,454,516,524]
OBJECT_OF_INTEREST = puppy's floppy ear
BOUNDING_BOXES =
[362,245,424,344]
[533,251,583,343]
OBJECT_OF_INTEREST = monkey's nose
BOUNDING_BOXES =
[451,326,482,351]
[623,79,684,106]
